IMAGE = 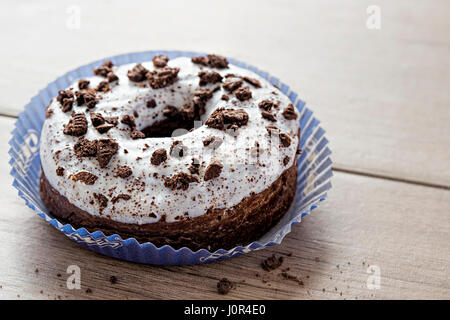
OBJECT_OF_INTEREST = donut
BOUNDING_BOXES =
[39,54,301,251]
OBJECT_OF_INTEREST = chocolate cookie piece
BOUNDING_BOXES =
[57,90,75,112]
[74,138,97,157]
[116,166,132,178]
[235,86,252,101]
[127,63,149,82]
[71,171,98,185]
[198,71,223,86]
[152,54,169,68]
[63,113,88,137]
[282,104,298,120]
[261,111,277,122]
[151,148,167,166]
[75,89,98,109]
[204,160,223,181]
[147,67,180,89]
[164,172,199,191]
[97,138,119,168]
[205,108,249,131]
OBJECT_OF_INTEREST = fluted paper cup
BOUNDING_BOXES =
[9,50,332,265]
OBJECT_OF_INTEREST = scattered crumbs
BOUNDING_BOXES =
[109,275,118,284]
[85,288,92,294]
[280,271,304,286]
[57,273,62,277]
[261,254,284,271]
[34,268,39,273]
[217,278,234,295]
[40,290,43,294]
[322,288,326,292]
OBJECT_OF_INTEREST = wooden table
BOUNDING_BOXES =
[0,0,448,300]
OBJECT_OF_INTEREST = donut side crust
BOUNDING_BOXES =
[39,161,297,251]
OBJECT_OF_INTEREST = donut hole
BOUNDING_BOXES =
[139,107,202,138]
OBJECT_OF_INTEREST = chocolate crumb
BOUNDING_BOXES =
[93,193,108,213]
[45,107,53,119]
[261,111,277,122]
[282,104,298,120]
[147,67,180,89]
[56,167,64,176]
[151,148,167,166]
[235,86,252,101]
[204,160,223,181]
[188,158,200,175]
[217,278,234,295]
[152,54,169,68]
[206,54,229,68]
[96,123,115,133]
[191,54,229,68]
[223,79,243,92]
[242,76,261,88]
[57,90,75,112]
[104,116,118,126]
[279,133,292,147]
[130,130,145,140]
[221,94,229,101]
[198,71,223,86]
[261,254,284,271]
[78,79,90,90]
[162,105,179,118]
[259,100,275,111]
[71,171,98,185]
[85,288,92,294]
[75,89,98,109]
[106,72,119,83]
[191,56,209,66]
[283,156,290,166]
[121,114,136,128]
[90,112,105,127]
[164,172,199,190]
[94,61,114,77]
[146,98,157,108]
[127,63,149,82]
[280,272,304,285]
[203,136,223,148]
[111,194,131,203]
[96,80,110,93]
[116,165,132,178]
[205,108,249,131]
[109,275,118,284]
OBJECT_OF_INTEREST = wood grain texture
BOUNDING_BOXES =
[0,0,449,186]
[0,116,448,300]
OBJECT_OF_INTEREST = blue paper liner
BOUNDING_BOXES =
[9,50,332,265]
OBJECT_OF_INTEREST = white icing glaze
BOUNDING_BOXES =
[40,57,300,224]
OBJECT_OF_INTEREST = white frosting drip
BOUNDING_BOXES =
[40,57,300,224]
